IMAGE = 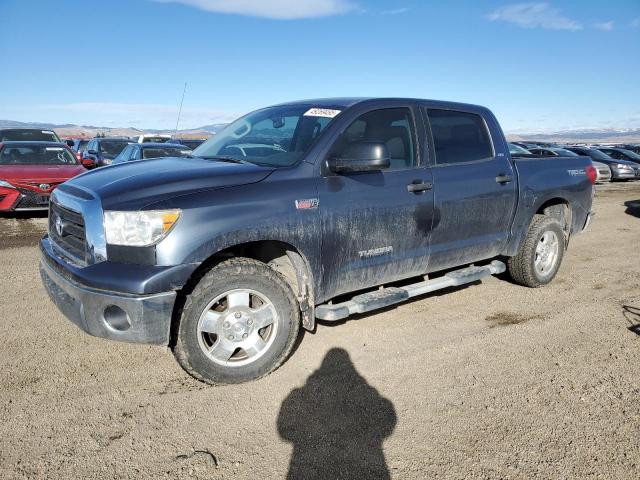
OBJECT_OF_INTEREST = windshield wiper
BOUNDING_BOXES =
[198,155,254,165]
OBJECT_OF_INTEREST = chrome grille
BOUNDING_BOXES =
[49,201,87,265]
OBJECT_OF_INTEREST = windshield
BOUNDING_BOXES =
[142,147,192,159]
[0,129,60,142]
[585,149,612,161]
[175,139,205,149]
[192,105,341,167]
[142,136,171,143]
[101,140,130,156]
[0,145,77,165]
[508,143,531,155]
[619,149,640,160]
[550,148,579,157]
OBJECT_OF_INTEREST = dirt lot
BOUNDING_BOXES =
[1,183,639,479]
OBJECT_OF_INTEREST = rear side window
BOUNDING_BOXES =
[427,109,493,165]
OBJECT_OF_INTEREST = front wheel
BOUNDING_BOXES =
[507,214,566,288]
[173,258,300,385]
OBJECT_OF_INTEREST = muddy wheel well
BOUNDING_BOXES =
[537,198,572,238]
[170,241,315,347]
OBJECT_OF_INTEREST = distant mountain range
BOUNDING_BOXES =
[1,119,638,143]
[0,119,229,139]
[506,128,640,144]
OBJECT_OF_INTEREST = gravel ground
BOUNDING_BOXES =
[0,183,639,479]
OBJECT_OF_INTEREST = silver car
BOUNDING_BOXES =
[592,161,611,183]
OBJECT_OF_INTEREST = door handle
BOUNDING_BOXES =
[407,181,433,193]
[495,174,513,184]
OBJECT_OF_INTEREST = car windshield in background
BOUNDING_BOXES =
[192,105,340,167]
[0,145,77,165]
[101,140,130,156]
[551,148,579,157]
[508,143,531,156]
[619,149,640,160]
[142,147,192,159]
[142,137,170,143]
[585,149,613,161]
[0,129,60,142]
[175,139,205,149]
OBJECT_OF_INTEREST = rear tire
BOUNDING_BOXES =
[173,258,300,385]
[507,214,565,288]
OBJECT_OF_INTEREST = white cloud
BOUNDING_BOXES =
[593,20,614,31]
[151,0,356,19]
[380,8,409,15]
[487,3,582,31]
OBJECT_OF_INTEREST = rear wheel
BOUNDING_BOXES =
[507,214,565,288]
[173,258,300,384]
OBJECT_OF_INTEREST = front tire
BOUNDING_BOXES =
[173,258,300,385]
[507,214,565,288]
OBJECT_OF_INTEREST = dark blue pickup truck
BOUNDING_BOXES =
[40,98,595,384]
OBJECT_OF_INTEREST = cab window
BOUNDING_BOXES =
[428,109,493,165]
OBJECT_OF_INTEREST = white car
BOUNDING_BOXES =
[129,134,173,144]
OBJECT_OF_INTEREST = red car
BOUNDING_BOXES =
[0,142,88,211]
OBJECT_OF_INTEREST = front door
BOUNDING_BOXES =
[318,107,434,300]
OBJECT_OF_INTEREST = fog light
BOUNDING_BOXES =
[103,305,131,331]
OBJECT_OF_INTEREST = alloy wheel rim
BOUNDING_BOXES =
[197,288,279,367]
[534,230,560,277]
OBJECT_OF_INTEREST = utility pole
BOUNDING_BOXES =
[174,82,187,137]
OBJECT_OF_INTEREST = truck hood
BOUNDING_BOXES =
[63,156,274,210]
[0,164,86,183]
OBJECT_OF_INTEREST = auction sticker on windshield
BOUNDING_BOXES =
[303,108,341,118]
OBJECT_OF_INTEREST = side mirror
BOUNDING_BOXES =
[65,139,75,147]
[81,158,96,168]
[327,141,391,174]
[87,149,97,155]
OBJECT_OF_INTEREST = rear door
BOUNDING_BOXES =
[424,107,517,271]
[318,105,435,299]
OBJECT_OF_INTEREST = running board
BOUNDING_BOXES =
[315,260,506,322]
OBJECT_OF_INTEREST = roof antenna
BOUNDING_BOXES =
[174,82,187,137]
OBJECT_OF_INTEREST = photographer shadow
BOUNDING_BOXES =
[277,348,397,480]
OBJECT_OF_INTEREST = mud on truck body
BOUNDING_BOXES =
[40,98,595,384]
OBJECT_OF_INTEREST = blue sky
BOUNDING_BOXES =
[0,0,638,133]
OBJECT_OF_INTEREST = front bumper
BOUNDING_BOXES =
[40,245,176,345]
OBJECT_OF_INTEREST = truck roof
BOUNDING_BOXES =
[274,97,489,112]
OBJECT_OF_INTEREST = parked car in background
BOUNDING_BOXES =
[82,137,132,167]
[597,147,640,165]
[564,146,640,181]
[528,147,580,157]
[591,161,612,183]
[130,134,172,144]
[168,138,207,150]
[113,143,193,164]
[0,142,86,211]
[69,139,91,163]
[0,128,61,143]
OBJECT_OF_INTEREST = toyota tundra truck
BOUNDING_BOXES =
[40,98,596,384]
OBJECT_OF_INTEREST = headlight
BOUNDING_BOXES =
[103,159,112,165]
[0,180,15,189]
[104,210,181,246]
[615,163,632,170]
